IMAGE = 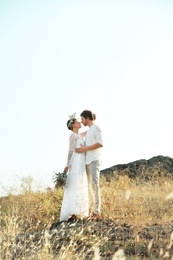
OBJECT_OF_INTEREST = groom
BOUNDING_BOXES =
[76,110,103,220]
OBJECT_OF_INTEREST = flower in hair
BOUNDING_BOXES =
[67,113,76,128]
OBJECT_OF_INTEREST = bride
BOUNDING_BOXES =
[59,113,89,221]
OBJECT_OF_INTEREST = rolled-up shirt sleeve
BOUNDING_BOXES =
[95,125,103,146]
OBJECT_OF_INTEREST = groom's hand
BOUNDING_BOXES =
[75,144,85,153]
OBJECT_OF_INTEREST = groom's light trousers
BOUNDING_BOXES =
[86,160,101,214]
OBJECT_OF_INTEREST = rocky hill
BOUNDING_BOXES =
[10,217,173,259]
[101,155,173,181]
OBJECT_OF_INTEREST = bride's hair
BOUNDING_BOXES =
[67,118,76,130]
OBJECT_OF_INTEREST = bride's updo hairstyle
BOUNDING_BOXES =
[66,113,76,130]
[66,118,76,130]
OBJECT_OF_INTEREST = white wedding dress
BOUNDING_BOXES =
[60,133,89,221]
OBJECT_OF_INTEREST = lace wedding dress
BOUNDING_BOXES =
[60,133,89,221]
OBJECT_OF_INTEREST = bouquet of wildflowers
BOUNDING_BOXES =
[53,171,67,189]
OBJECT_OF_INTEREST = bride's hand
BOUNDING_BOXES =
[64,166,69,172]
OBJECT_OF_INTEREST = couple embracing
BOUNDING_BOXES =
[60,110,103,222]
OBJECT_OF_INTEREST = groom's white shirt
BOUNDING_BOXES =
[85,124,103,165]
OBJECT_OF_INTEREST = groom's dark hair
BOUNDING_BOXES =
[80,110,93,120]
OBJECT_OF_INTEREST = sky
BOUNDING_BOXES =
[0,0,173,197]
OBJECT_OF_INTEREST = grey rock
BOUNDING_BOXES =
[10,218,173,259]
[101,155,173,181]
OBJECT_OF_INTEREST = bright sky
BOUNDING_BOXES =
[0,0,173,197]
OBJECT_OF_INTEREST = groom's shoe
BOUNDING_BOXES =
[87,213,100,220]
[92,213,100,220]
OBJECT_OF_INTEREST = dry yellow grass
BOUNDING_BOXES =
[1,174,173,259]
[101,175,173,227]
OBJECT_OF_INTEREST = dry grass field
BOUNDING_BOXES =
[1,172,173,259]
